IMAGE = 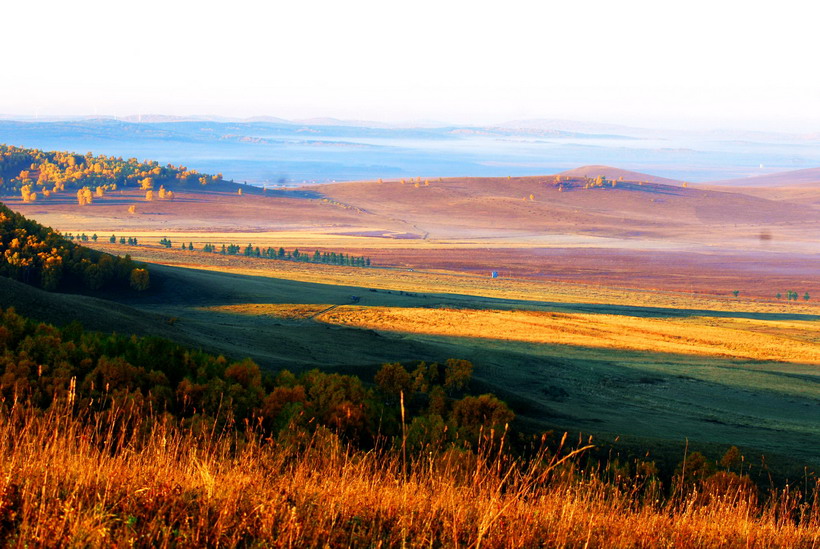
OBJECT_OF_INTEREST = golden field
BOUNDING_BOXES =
[315,306,820,364]
[1,404,817,548]
[205,303,820,365]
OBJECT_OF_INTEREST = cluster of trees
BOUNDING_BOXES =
[0,202,149,291]
[373,359,513,449]
[549,175,629,193]
[110,236,139,245]
[145,185,175,201]
[64,232,98,242]
[0,306,508,448]
[777,290,810,301]
[0,144,223,199]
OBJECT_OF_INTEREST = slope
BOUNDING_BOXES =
[557,165,683,185]
[705,167,820,187]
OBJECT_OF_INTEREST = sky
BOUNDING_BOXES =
[2,0,818,132]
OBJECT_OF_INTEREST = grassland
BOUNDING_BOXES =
[2,404,817,548]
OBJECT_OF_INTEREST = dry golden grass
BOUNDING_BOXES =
[315,306,820,364]
[0,404,817,548]
[203,303,333,320]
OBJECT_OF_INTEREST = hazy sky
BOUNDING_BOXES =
[2,0,817,131]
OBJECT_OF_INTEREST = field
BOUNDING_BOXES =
[4,172,819,478]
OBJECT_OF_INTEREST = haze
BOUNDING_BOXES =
[3,0,818,132]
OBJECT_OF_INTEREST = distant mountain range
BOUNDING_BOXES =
[2,114,817,142]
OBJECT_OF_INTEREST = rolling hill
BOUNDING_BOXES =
[557,165,683,185]
[313,173,819,243]
[704,167,820,187]
[698,167,820,210]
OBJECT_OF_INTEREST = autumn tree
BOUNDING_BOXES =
[129,268,150,291]
[375,362,412,403]
[450,394,514,442]
[76,187,93,206]
[443,359,473,392]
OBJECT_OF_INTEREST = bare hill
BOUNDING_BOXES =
[557,166,683,186]
[313,175,818,242]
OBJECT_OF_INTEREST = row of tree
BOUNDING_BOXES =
[99,234,373,267]
[777,290,810,301]
[188,240,372,266]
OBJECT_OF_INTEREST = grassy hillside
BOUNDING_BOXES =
[1,404,816,547]
[71,262,817,479]
[312,174,820,241]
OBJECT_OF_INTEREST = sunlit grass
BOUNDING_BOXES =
[313,306,820,364]
[1,404,816,547]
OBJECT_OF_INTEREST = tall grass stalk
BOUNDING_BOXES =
[0,403,816,547]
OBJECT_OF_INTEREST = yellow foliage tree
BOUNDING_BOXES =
[237,188,243,196]
[145,190,154,201]
[76,187,93,206]
[140,177,154,190]
[128,205,137,214]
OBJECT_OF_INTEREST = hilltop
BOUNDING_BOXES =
[557,165,683,185]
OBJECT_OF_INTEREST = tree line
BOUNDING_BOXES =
[198,243,372,267]
[104,233,373,267]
